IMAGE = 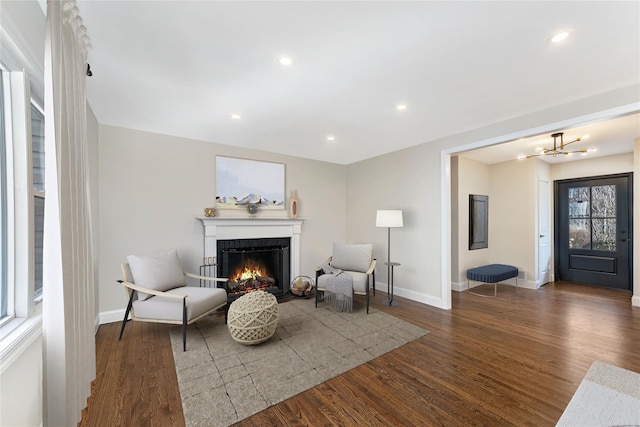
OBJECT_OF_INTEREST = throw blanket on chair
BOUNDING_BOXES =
[321,263,353,312]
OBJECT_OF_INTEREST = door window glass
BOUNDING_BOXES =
[568,185,616,251]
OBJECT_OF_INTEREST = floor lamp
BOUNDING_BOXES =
[376,210,403,307]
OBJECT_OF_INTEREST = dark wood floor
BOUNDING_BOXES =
[80,282,640,426]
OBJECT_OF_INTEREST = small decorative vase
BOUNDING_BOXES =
[289,190,299,219]
[204,207,215,217]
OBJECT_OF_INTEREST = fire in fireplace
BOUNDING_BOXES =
[226,249,278,294]
[218,238,290,299]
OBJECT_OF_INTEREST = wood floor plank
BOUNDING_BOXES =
[80,282,640,426]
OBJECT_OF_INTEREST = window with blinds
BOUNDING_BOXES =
[31,104,45,300]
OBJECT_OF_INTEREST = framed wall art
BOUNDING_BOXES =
[215,156,285,210]
[469,194,488,250]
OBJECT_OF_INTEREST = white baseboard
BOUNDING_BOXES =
[451,281,466,292]
[632,294,640,307]
[374,281,448,310]
[99,309,126,325]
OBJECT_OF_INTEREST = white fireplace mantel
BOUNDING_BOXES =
[197,217,305,279]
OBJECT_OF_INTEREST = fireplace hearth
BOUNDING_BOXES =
[218,238,290,299]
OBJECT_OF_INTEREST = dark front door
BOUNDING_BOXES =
[555,173,632,291]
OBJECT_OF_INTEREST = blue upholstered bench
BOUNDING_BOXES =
[466,264,518,297]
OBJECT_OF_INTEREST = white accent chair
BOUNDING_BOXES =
[118,249,228,351]
[315,243,376,313]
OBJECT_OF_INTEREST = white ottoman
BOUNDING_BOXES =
[227,291,279,345]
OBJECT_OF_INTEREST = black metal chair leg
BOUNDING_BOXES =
[182,300,187,352]
[366,286,369,314]
[119,285,135,341]
[372,270,376,296]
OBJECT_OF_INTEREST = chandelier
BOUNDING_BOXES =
[524,132,593,159]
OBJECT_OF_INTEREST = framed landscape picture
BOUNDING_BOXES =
[215,156,285,209]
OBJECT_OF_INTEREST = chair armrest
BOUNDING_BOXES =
[315,257,332,273]
[118,280,186,300]
[184,272,229,283]
[315,256,333,280]
[365,258,377,275]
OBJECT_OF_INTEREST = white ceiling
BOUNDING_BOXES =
[77,1,640,165]
[459,112,640,165]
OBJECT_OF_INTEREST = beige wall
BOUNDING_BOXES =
[489,158,537,285]
[97,125,347,316]
[453,156,491,287]
[451,156,550,290]
[551,152,633,181]
[346,142,445,307]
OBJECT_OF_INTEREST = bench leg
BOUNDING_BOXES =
[468,277,518,297]
[467,279,498,298]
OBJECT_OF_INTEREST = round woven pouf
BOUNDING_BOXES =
[227,291,279,345]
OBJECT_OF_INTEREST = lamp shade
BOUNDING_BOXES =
[376,210,403,228]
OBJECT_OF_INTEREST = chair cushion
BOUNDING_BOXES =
[317,271,369,294]
[132,286,227,322]
[330,243,373,273]
[127,249,186,301]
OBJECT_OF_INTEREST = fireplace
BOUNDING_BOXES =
[218,238,291,299]
[197,217,304,299]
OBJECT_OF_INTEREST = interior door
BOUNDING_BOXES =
[538,178,551,285]
[554,173,632,291]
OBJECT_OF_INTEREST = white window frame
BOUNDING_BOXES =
[0,68,42,334]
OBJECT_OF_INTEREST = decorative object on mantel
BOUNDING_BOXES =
[247,202,258,217]
[289,190,299,219]
[204,207,215,217]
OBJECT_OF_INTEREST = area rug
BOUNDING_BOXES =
[170,297,429,427]
[556,361,640,426]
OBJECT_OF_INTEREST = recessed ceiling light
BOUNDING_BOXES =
[396,104,407,111]
[549,31,570,44]
[278,57,294,66]
[326,135,335,142]
[231,114,241,120]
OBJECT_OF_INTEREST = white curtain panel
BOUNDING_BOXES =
[42,1,96,425]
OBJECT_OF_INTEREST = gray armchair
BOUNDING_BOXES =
[315,243,376,313]
[118,249,228,351]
